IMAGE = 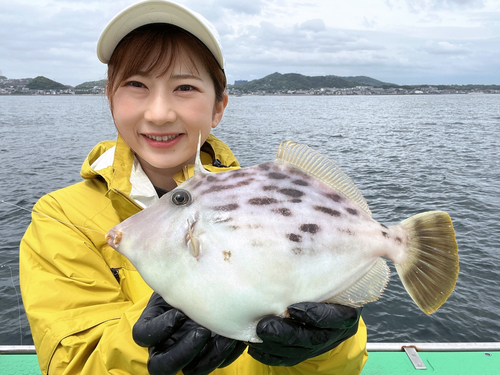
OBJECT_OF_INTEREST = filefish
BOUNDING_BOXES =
[106,140,459,343]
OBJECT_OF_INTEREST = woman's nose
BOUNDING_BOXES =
[144,92,177,125]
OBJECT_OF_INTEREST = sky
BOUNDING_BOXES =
[1,0,499,86]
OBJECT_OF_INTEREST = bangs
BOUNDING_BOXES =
[107,23,226,104]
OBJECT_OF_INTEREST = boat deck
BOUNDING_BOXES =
[1,343,499,374]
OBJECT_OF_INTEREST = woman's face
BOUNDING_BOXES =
[110,49,227,184]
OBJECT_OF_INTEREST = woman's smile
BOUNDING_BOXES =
[142,133,184,148]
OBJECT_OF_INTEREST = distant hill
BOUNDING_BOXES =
[343,76,397,87]
[75,80,107,90]
[26,76,69,90]
[229,72,395,93]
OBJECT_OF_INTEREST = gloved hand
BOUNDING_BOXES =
[133,293,247,375]
[247,302,361,366]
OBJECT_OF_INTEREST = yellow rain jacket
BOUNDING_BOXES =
[20,134,368,375]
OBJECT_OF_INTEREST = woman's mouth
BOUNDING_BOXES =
[145,134,181,141]
[142,133,184,148]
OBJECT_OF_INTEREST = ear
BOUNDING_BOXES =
[212,92,229,129]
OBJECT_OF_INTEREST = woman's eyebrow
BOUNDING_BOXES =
[170,73,203,81]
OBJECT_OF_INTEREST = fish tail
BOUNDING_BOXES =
[395,211,459,314]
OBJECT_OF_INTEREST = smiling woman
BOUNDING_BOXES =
[18,1,367,375]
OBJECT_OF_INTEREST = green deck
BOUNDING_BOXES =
[362,350,499,374]
[0,350,498,374]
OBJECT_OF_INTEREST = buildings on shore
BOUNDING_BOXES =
[227,85,500,96]
[1,77,498,96]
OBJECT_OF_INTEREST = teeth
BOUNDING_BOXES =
[146,134,179,141]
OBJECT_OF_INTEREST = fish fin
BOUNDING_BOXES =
[276,141,371,216]
[395,211,459,314]
[325,258,390,307]
[187,219,201,258]
[194,131,210,176]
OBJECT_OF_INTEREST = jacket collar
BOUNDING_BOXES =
[81,133,239,220]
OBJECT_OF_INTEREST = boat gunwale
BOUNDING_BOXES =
[1,343,500,355]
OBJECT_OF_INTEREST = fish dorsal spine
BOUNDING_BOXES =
[194,131,211,176]
[276,141,371,216]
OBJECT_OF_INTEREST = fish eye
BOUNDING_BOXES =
[171,189,192,206]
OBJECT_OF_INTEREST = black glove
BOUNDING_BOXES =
[133,293,247,375]
[247,302,361,366]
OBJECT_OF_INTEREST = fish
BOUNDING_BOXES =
[106,139,459,343]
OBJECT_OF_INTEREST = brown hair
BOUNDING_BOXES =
[107,23,226,109]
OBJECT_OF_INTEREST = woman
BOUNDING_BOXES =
[20,1,368,374]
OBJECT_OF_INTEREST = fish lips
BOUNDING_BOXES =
[105,228,121,250]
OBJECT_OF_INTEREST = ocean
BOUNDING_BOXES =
[1,93,499,346]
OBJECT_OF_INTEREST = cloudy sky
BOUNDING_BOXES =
[1,0,499,86]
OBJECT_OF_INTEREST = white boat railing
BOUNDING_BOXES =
[366,342,500,352]
[0,345,36,354]
[1,342,500,355]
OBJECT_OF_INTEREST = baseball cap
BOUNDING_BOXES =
[97,0,224,70]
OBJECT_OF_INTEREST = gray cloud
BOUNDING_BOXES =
[1,0,498,86]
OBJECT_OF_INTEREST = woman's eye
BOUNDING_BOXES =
[125,81,146,88]
[177,85,196,92]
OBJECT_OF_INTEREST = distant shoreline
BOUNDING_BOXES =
[2,91,498,97]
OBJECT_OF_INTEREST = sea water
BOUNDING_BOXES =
[1,94,499,345]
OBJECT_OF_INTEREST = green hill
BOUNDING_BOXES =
[75,80,107,90]
[26,76,69,90]
[230,72,395,93]
[343,75,397,87]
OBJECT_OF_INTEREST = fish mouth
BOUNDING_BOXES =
[105,229,122,250]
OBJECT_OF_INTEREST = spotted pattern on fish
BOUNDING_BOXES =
[214,204,239,212]
[300,224,319,234]
[325,193,342,202]
[203,185,231,194]
[290,199,302,203]
[339,228,355,236]
[269,172,288,180]
[280,188,304,198]
[287,233,302,242]
[347,208,358,216]
[230,172,248,179]
[263,185,279,191]
[248,197,278,205]
[314,206,341,217]
[273,207,292,216]
[382,231,389,238]
[237,179,253,187]
[292,179,309,186]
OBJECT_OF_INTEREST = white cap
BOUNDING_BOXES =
[97,0,224,70]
